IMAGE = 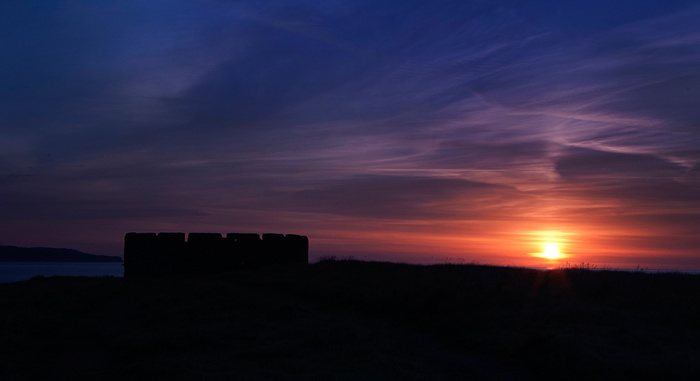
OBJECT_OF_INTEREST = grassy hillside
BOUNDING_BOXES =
[1,260,699,380]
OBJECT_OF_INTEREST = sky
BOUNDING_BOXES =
[2,0,700,269]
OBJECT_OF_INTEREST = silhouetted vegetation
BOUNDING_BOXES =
[1,261,699,380]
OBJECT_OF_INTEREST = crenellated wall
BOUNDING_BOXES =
[124,232,308,277]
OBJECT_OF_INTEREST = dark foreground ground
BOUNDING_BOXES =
[1,260,699,380]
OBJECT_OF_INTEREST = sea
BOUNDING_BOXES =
[1,262,698,283]
[0,262,124,283]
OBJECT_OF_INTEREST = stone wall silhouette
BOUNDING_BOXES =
[124,232,308,277]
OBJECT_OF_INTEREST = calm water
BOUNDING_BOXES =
[1,262,697,284]
[0,262,124,283]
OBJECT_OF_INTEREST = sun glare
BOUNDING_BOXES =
[540,243,562,260]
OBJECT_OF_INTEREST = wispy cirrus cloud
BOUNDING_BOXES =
[2,0,700,267]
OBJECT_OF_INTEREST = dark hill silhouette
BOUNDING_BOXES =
[1,260,699,379]
[0,245,122,262]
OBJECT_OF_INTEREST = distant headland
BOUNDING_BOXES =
[0,246,123,262]
[124,232,308,277]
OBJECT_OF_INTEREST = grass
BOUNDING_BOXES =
[1,260,699,380]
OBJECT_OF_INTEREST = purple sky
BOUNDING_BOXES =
[2,1,700,268]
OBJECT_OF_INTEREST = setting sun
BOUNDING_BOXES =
[542,243,560,259]
[539,243,562,260]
